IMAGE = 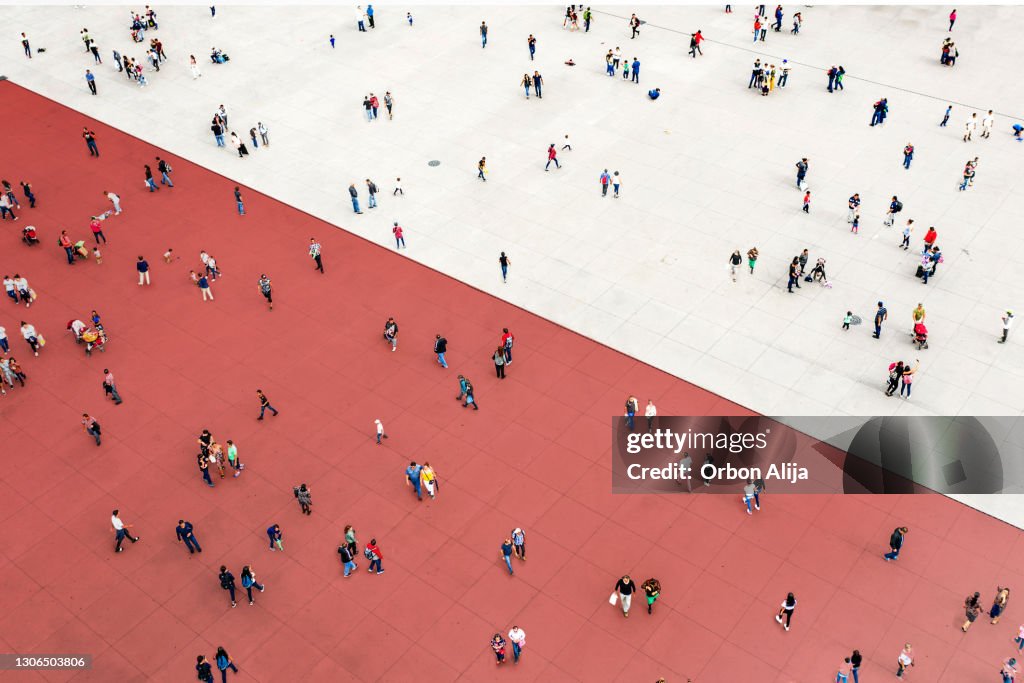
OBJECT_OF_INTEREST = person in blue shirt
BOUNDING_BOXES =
[406,461,423,500]
[1014,123,1024,141]
[176,520,202,554]
[366,4,375,28]
[631,58,640,83]
[501,538,514,575]
[648,88,660,100]
[266,523,282,551]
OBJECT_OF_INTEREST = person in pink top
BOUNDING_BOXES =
[836,657,852,683]
[90,217,107,244]
[949,8,957,31]
[897,643,914,678]
[392,222,405,249]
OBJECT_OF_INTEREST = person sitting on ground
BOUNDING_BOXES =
[648,87,661,100]
[564,58,575,66]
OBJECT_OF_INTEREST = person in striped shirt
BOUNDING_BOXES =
[309,238,323,273]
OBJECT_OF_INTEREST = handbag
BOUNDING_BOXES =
[608,592,618,606]
[37,334,46,347]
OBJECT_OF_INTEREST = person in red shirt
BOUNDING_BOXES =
[501,328,514,365]
[58,230,75,265]
[90,217,107,244]
[365,538,383,573]
[923,226,938,253]
[753,18,761,41]
[545,144,560,171]
[392,222,405,249]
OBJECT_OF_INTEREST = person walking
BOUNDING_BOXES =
[266,524,283,551]
[613,575,638,617]
[156,157,174,187]
[375,419,387,445]
[258,274,273,311]
[1002,658,1019,683]
[510,527,525,560]
[491,634,507,665]
[196,655,214,683]
[776,592,796,631]
[240,565,265,605]
[338,542,358,577]
[143,165,159,193]
[363,538,384,573]
[964,112,978,142]
[501,328,514,365]
[850,650,862,683]
[198,272,213,301]
[743,478,761,514]
[613,171,622,197]
[433,334,448,368]
[507,625,526,663]
[600,169,611,196]
[499,252,510,282]
[903,143,914,169]
[256,389,278,419]
[729,250,742,281]
[383,317,398,351]
[884,526,908,560]
[420,461,438,499]
[896,643,914,678]
[85,69,97,95]
[197,451,214,487]
[219,565,237,607]
[532,71,543,98]
[624,395,638,430]
[689,30,704,57]
[83,128,99,156]
[802,190,811,213]
[294,483,312,515]
[309,238,323,273]
[992,586,1011,624]
[527,33,536,60]
[215,647,238,682]
[642,577,661,614]
[545,144,560,171]
[949,8,957,30]
[963,592,983,631]
[644,399,657,432]
[872,301,887,338]
[406,461,423,500]
[111,509,140,552]
[392,222,405,249]
[1000,311,1015,344]
[982,110,995,138]
[21,32,31,58]
[348,183,362,214]
[478,157,487,181]
[480,21,488,48]
[463,378,479,409]
[20,321,42,356]
[226,440,242,477]
[501,537,515,575]
[234,187,245,215]
[102,369,123,404]
[176,520,202,554]
[82,412,102,445]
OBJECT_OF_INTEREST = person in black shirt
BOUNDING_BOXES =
[196,655,214,683]
[614,575,637,617]
[176,520,202,554]
[155,156,174,187]
[434,334,448,368]
[787,257,801,293]
[499,252,511,282]
[384,317,398,351]
[850,650,862,680]
[197,429,213,457]
[729,250,742,282]
[884,526,907,561]
[218,565,237,607]
[256,389,278,419]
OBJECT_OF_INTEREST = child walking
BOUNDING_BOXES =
[843,311,852,330]
[802,191,811,213]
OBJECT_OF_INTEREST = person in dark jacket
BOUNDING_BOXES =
[176,520,202,553]
[218,565,237,607]
[196,654,214,683]
[884,526,908,561]
[434,334,448,368]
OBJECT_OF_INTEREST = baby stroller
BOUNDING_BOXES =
[73,240,89,260]
[210,48,230,63]
[82,324,108,356]
[913,323,928,350]
[22,225,38,246]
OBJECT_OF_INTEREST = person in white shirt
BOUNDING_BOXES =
[0,324,8,354]
[964,113,977,141]
[3,275,18,304]
[104,190,121,214]
[981,110,995,138]
[20,321,40,356]
[13,276,30,307]
[1000,310,1014,344]
[613,171,623,198]
[110,509,140,552]
[375,419,387,444]
[257,122,269,146]
[507,626,526,663]
[678,451,693,492]
[644,399,657,432]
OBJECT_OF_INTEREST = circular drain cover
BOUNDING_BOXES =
[849,315,862,325]
[428,160,441,167]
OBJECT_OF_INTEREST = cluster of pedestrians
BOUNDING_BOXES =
[748,58,790,95]
[196,428,243,487]
[210,105,270,158]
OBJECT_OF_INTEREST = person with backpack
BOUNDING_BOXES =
[365,538,384,573]
[215,647,238,682]
[884,196,902,226]
[463,378,478,410]
[294,483,312,515]
[239,565,265,605]
[218,566,237,607]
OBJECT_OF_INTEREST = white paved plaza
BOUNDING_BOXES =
[5,4,1024,517]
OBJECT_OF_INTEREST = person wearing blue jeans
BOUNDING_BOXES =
[480,22,488,47]
[884,526,907,560]
[406,462,423,500]
[256,389,278,419]
[157,158,174,187]
[339,545,357,576]
[144,165,158,191]
[527,34,535,59]
[176,520,202,553]
[234,187,245,215]
[501,539,514,575]
[348,183,362,213]
[215,647,237,683]
[625,396,637,430]
[366,540,384,573]
[903,144,914,169]
[434,334,448,368]
[631,59,640,83]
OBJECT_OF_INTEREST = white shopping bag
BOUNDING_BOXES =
[609,592,618,606]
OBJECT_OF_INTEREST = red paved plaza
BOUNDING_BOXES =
[1,82,1021,682]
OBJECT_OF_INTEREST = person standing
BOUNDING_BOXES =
[21,32,31,58]
[964,112,978,141]
[872,301,887,338]
[743,479,761,514]
[787,258,800,293]
[196,655,214,683]
[258,274,273,311]
[1002,658,1019,683]
[527,34,536,60]
[506,625,526,663]
[85,69,97,95]
[614,575,637,617]
[348,183,362,213]
[111,509,140,552]
[949,8,957,30]
[226,440,241,477]
[83,128,99,156]
[644,399,657,432]
[102,368,124,404]
[1000,311,1015,344]
[478,157,487,181]
[795,158,808,188]
[176,519,202,554]
[501,538,515,575]
[510,527,525,560]
[82,413,102,445]
[234,187,245,215]
[375,419,387,445]
[776,592,796,631]
[884,526,908,560]
[493,347,506,378]
[991,586,1011,624]
[600,169,611,196]
[240,566,265,605]
[963,592,983,631]
[850,650,862,683]
[215,647,238,682]
[256,389,278,419]
[491,634,507,665]
[982,110,995,138]
[20,321,42,356]
[198,451,214,487]
[584,6,592,31]
[903,143,914,169]
[532,71,543,98]
[480,21,488,48]
[433,334,448,368]
[631,57,640,83]
[309,238,323,273]
[642,577,661,614]
[900,359,920,399]
[384,317,398,351]
[365,538,384,573]
[729,250,742,281]
[266,524,283,551]
[501,328,514,364]
[392,222,405,249]
[836,657,853,683]
[499,252,510,282]
[366,4,375,28]
[365,178,378,208]
[198,273,213,301]
[896,643,914,678]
